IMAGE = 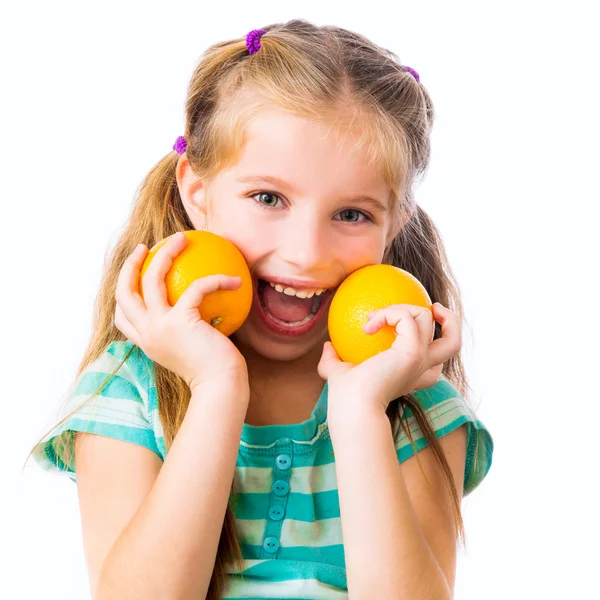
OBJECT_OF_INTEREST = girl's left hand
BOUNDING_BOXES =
[318,303,462,416]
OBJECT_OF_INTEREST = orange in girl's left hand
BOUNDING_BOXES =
[139,230,253,336]
[327,264,434,365]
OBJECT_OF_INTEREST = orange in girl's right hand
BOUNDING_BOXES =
[139,230,253,336]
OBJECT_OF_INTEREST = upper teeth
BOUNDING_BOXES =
[269,281,326,299]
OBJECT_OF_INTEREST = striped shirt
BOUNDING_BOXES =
[33,340,493,599]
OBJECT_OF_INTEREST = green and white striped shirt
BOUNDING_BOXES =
[33,340,493,599]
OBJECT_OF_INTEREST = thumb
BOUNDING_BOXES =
[318,341,350,380]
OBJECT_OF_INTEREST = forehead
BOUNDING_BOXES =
[224,108,390,196]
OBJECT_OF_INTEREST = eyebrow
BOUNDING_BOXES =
[237,175,389,213]
[238,175,297,192]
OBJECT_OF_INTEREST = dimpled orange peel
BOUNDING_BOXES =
[327,264,434,365]
[139,230,253,336]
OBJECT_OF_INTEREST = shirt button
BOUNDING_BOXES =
[263,537,280,553]
[272,480,289,496]
[268,506,284,521]
[275,454,291,470]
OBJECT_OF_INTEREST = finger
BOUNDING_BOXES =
[115,243,149,332]
[427,303,462,365]
[317,341,352,380]
[365,304,435,345]
[363,304,422,332]
[114,302,142,347]
[364,304,426,336]
[142,231,187,314]
[172,274,243,315]
[363,305,421,357]
[389,306,421,352]
[413,305,436,343]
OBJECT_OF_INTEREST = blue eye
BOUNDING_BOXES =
[338,209,363,223]
[336,209,372,225]
[253,192,281,208]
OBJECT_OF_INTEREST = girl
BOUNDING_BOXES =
[31,19,493,600]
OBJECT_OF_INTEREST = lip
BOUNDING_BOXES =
[251,278,335,338]
[257,274,338,292]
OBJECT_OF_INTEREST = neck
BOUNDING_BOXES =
[234,340,326,427]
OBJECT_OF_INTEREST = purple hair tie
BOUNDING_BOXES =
[403,66,420,83]
[246,29,266,55]
[173,136,187,154]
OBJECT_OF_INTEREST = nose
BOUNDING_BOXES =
[278,213,333,274]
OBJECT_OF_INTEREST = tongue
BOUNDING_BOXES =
[262,285,314,322]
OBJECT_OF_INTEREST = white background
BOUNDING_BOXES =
[2,1,599,598]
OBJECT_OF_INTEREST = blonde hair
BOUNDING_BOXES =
[30,20,473,598]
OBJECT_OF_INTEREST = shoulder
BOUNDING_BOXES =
[394,374,494,495]
[31,341,165,480]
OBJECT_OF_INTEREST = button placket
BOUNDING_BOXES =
[261,437,293,558]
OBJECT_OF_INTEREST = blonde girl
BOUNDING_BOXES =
[31,19,493,600]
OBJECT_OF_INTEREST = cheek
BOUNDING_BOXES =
[209,210,270,263]
[337,235,387,271]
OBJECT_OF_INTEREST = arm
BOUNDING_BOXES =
[76,380,249,600]
[328,405,466,600]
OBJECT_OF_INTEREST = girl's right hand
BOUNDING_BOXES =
[114,231,249,394]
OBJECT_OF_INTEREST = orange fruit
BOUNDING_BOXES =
[139,230,252,336]
[328,264,434,364]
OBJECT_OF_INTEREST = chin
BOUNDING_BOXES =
[231,322,327,364]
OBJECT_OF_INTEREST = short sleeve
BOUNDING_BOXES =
[31,340,164,482]
[394,374,493,495]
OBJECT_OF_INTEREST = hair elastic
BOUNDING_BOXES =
[173,135,187,155]
[246,29,267,54]
[403,66,420,83]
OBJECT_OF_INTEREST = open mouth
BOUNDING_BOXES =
[256,278,334,328]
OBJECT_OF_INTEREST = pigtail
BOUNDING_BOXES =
[383,201,469,542]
